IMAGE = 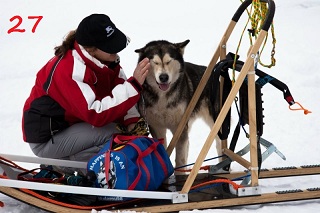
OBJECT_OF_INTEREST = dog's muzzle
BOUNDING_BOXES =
[158,74,170,91]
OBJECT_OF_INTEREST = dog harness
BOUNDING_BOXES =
[209,52,296,171]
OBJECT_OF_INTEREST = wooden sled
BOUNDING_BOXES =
[1,153,320,212]
[1,0,319,212]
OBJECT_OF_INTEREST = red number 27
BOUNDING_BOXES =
[7,15,43,34]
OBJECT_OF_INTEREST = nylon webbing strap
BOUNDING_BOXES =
[210,52,294,171]
[235,59,295,106]
[210,60,233,140]
[211,52,295,136]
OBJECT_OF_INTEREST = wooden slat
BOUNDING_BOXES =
[215,166,320,180]
[247,59,259,186]
[223,148,251,169]
[0,186,89,213]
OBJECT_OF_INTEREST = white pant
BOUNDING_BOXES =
[29,122,119,162]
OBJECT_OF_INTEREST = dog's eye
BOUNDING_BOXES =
[153,61,160,65]
[165,60,171,65]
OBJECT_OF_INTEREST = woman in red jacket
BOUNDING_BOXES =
[22,14,150,169]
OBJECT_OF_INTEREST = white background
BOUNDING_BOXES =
[1,0,320,212]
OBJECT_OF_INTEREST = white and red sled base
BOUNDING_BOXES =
[1,153,320,212]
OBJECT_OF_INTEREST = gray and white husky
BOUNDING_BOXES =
[135,40,221,169]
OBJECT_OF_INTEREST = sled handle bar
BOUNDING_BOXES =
[232,0,275,32]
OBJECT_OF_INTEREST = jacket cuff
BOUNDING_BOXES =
[123,117,140,126]
[127,77,142,92]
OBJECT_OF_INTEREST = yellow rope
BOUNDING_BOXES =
[232,0,276,84]
[232,1,252,85]
[235,0,276,72]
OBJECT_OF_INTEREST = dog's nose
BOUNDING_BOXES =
[159,74,169,83]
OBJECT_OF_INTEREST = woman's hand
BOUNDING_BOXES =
[133,58,150,85]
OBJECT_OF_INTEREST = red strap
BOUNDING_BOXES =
[113,135,164,147]
[104,150,111,188]
[128,143,143,190]
[152,138,168,176]
[17,168,64,183]
[128,139,159,190]
[113,135,148,144]
[111,135,165,190]
[149,138,169,177]
[153,149,168,177]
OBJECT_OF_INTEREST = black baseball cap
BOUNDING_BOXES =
[75,14,130,54]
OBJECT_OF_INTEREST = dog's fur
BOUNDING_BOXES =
[135,40,221,168]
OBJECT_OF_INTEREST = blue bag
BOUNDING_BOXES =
[87,134,174,201]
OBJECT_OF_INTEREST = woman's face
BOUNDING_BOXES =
[92,49,118,63]
[85,47,118,63]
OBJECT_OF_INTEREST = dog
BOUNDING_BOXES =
[135,40,222,169]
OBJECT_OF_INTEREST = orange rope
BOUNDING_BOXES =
[0,175,8,207]
[0,174,8,179]
[190,179,244,191]
[0,156,31,173]
[20,188,141,210]
[1,170,140,210]
[175,165,210,173]
[289,102,312,115]
[0,157,141,210]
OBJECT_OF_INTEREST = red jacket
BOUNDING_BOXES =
[22,42,142,143]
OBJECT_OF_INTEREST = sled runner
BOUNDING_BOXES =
[0,0,317,212]
[1,153,320,212]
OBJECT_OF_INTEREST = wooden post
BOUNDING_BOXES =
[247,55,259,186]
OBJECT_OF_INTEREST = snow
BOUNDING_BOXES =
[1,0,320,212]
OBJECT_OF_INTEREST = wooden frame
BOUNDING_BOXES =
[167,0,275,194]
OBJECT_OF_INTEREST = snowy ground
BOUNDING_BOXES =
[1,0,320,212]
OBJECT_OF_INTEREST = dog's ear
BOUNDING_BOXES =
[175,40,190,55]
[135,47,145,55]
[135,47,148,62]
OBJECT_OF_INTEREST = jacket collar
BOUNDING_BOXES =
[73,41,111,71]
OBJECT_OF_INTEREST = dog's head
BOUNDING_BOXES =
[135,40,190,92]
[97,160,117,189]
